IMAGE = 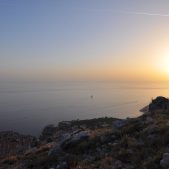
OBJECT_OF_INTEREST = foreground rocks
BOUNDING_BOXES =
[1,96,169,169]
[149,96,169,113]
[160,153,169,168]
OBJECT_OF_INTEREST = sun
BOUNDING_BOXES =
[159,50,169,74]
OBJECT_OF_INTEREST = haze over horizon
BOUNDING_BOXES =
[1,0,169,82]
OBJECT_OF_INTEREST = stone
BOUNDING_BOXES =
[112,119,128,129]
[40,124,57,142]
[145,116,154,124]
[58,121,71,130]
[143,124,159,135]
[160,153,169,168]
[112,160,134,169]
[48,143,62,156]
[149,96,169,112]
[62,131,89,148]
[71,131,89,142]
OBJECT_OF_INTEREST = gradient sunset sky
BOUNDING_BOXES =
[1,0,169,82]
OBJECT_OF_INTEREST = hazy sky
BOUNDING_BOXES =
[1,0,169,81]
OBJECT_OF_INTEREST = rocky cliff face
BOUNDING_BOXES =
[1,97,169,169]
[149,96,169,113]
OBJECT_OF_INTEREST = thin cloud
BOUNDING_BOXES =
[74,8,169,17]
[119,11,169,17]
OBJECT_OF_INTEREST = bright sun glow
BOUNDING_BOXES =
[160,50,169,74]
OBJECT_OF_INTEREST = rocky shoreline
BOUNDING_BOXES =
[1,96,169,169]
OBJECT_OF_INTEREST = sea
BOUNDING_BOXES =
[0,81,169,136]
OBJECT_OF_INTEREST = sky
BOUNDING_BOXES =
[1,0,169,82]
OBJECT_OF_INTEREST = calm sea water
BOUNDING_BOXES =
[0,81,169,136]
